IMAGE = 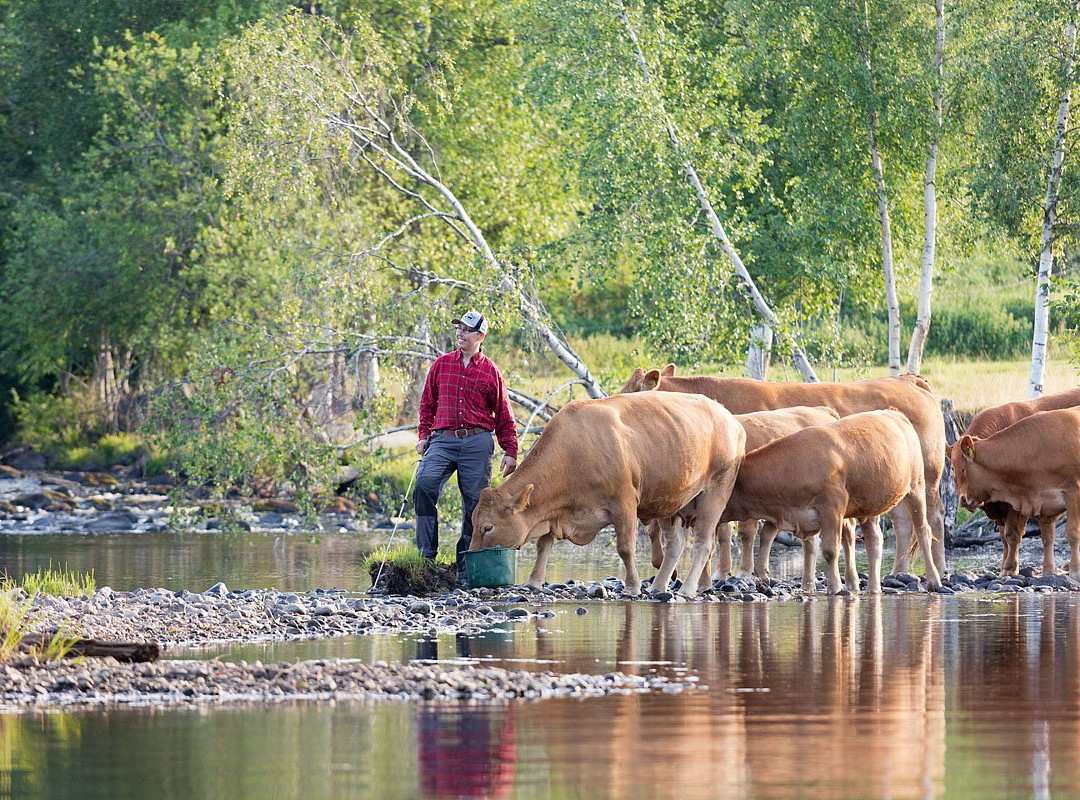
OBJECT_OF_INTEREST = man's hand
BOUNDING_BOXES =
[501,455,517,477]
[416,438,428,456]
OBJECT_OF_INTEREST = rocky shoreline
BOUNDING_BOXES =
[4,464,1080,711]
[0,656,691,712]
[0,467,385,535]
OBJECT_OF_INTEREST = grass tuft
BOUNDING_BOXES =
[2,564,96,597]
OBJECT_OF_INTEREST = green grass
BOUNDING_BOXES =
[363,544,454,579]
[2,564,96,597]
[0,591,80,663]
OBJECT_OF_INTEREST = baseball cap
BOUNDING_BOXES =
[452,310,488,334]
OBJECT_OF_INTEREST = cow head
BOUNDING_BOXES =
[950,434,988,510]
[618,363,676,394]
[470,483,535,550]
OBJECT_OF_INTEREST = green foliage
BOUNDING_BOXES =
[2,565,96,598]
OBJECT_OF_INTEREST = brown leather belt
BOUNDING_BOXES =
[435,427,489,439]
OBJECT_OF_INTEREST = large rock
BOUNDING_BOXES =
[86,511,140,532]
[3,449,46,471]
[252,498,298,513]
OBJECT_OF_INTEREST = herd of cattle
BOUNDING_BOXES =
[468,365,1080,596]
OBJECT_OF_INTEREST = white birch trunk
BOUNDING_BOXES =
[906,0,945,374]
[615,1,819,382]
[330,72,607,399]
[1030,16,1078,398]
[862,3,900,375]
[745,323,773,380]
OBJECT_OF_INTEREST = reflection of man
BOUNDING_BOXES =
[415,310,518,583]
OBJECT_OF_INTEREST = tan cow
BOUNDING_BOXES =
[719,410,941,594]
[469,392,746,595]
[622,365,947,578]
[949,386,1080,575]
[647,406,842,584]
[954,407,1080,580]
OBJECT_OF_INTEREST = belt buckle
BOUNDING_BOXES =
[454,428,468,438]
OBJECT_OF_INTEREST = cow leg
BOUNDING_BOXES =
[802,535,819,591]
[999,509,1023,575]
[648,520,665,569]
[842,519,859,593]
[526,532,555,589]
[925,484,948,577]
[1064,489,1080,580]
[820,517,844,595]
[716,521,735,579]
[889,501,914,575]
[651,517,686,595]
[861,517,884,594]
[615,508,643,596]
[681,498,727,597]
[755,522,780,578]
[736,519,758,578]
[1038,516,1059,576]
[904,492,941,591]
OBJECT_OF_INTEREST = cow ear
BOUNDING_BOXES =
[514,483,534,512]
[661,363,676,377]
[960,435,976,461]
[642,370,661,391]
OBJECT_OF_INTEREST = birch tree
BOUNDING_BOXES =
[968,0,1080,396]
[1030,14,1078,396]
[906,0,946,373]
[859,1,902,375]
[217,12,605,398]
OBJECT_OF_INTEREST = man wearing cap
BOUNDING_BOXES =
[415,310,518,583]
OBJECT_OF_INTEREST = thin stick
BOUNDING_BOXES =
[370,457,421,592]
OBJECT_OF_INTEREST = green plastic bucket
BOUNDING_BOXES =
[464,546,517,588]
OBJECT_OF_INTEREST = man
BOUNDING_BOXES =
[415,310,518,583]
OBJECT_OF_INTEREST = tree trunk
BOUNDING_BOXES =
[398,315,431,425]
[615,1,819,382]
[861,2,901,376]
[745,323,773,380]
[907,0,945,374]
[1030,16,1077,398]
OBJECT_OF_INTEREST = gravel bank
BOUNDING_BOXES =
[0,656,694,711]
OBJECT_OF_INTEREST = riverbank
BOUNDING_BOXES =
[0,466,390,535]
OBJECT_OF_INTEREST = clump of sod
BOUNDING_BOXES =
[364,545,459,595]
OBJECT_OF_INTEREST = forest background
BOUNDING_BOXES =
[3,0,1080,508]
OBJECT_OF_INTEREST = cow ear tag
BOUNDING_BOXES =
[961,439,975,460]
[643,370,661,390]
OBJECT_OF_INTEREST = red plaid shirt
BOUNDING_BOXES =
[418,348,518,458]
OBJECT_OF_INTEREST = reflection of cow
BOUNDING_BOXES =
[469,392,745,595]
[954,407,1080,579]
[949,387,1080,574]
[621,365,947,576]
[717,410,941,594]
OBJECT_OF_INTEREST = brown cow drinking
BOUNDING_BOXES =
[468,392,746,595]
[954,406,1080,580]
[949,386,1080,575]
[621,365,948,580]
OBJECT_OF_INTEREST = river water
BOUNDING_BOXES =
[0,530,1076,799]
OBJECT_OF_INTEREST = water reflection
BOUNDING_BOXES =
[411,636,518,798]
[7,596,1080,797]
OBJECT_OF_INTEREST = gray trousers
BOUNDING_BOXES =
[414,431,494,567]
